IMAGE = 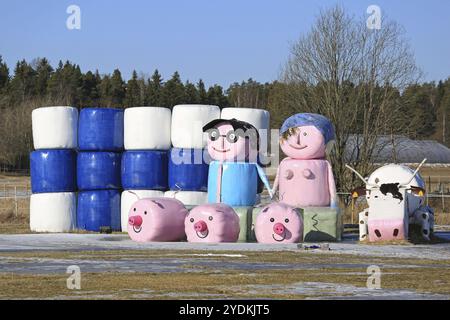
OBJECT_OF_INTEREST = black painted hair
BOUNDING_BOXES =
[203,118,260,151]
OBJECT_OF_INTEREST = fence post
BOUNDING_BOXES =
[14,186,18,217]
[442,190,445,214]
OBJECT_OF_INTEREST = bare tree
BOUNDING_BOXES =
[281,5,422,190]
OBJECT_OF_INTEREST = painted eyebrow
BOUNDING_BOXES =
[215,209,225,213]
[151,200,165,209]
[262,207,269,213]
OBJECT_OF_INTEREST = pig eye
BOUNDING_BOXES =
[144,211,147,215]
[303,132,307,136]
[270,218,274,222]
[133,208,136,212]
[208,216,213,221]
[209,129,220,141]
[190,218,194,223]
[285,218,289,223]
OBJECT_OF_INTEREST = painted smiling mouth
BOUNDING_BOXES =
[133,226,142,233]
[196,230,209,239]
[288,144,307,150]
[272,232,286,242]
[212,147,231,153]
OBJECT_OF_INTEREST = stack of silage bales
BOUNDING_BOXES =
[165,105,220,208]
[76,108,123,232]
[220,107,270,242]
[30,106,78,232]
[120,107,171,231]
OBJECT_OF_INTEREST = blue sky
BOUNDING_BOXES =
[0,0,449,87]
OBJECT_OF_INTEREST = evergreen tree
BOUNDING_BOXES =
[161,71,185,108]
[99,74,112,107]
[197,79,208,104]
[110,69,125,107]
[125,70,141,107]
[146,69,163,106]
[207,84,227,107]
[184,81,199,104]
[9,59,36,102]
[0,55,9,92]
[81,70,101,106]
[33,58,53,97]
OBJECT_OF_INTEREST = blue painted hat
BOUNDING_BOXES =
[280,113,335,143]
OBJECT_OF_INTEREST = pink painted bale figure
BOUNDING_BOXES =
[255,202,303,243]
[185,203,240,243]
[272,113,337,208]
[127,196,188,242]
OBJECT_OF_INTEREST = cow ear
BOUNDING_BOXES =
[351,186,366,198]
[410,186,426,197]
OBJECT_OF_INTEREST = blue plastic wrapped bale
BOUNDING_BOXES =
[77,152,121,190]
[168,148,208,191]
[30,150,77,193]
[207,161,271,207]
[78,108,124,151]
[121,151,168,190]
[77,190,121,232]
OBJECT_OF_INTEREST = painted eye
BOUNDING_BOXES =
[226,131,238,143]
[209,129,220,141]
[144,211,147,215]
[285,218,289,223]
[270,218,274,222]
[208,216,213,221]
[303,132,307,136]
[190,218,194,223]
[133,208,136,212]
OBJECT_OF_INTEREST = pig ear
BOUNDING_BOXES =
[151,200,165,209]
[127,191,140,200]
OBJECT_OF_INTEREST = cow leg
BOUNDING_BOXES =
[359,210,369,241]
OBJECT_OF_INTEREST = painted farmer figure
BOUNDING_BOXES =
[273,113,337,208]
[203,118,273,207]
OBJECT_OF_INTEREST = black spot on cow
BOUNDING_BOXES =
[360,220,365,224]
[423,229,428,235]
[380,183,403,202]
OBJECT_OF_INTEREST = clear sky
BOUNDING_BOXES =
[0,0,449,87]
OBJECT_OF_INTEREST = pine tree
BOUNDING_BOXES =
[125,70,141,107]
[184,81,199,104]
[33,58,53,97]
[0,55,9,92]
[110,69,125,108]
[99,74,112,107]
[9,59,36,103]
[161,71,185,108]
[81,70,101,106]
[146,69,163,106]
[197,79,208,104]
[207,84,227,107]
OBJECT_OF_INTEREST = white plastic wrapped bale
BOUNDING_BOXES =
[171,104,220,148]
[164,191,208,208]
[30,192,76,232]
[121,190,164,232]
[32,106,78,149]
[124,107,172,150]
[221,107,270,163]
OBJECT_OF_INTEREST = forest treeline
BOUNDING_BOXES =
[0,55,449,171]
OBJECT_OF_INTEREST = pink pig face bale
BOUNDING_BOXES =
[185,203,240,243]
[203,119,259,162]
[255,202,303,243]
[128,197,188,242]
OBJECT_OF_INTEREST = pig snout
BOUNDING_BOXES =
[194,220,208,232]
[273,223,285,235]
[129,215,143,227]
